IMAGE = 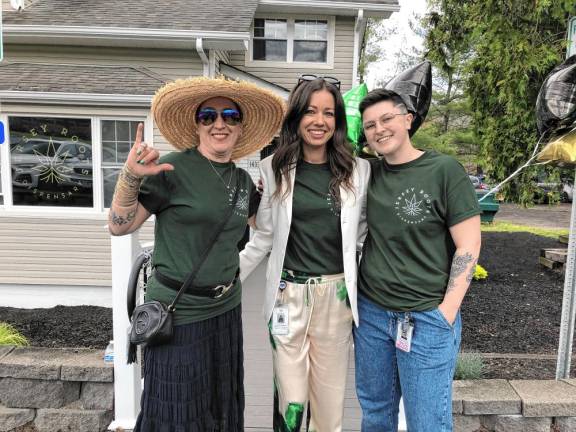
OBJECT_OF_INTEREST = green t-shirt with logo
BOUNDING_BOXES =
[283,160,344,275]
[138,148,257,325]
[358,151,481,311]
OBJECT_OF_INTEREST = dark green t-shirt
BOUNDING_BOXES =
[358,151,481,311]
[138,148,257,325]
[283,160,344,275]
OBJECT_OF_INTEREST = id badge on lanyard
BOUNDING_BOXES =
[395,314,414,353]
[271,280,289,335]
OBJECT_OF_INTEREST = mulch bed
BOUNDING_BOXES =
[0,231,570,379]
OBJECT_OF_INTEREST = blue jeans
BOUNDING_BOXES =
[353,295,461,432]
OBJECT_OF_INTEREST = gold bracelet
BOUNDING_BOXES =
[112,165,143,208]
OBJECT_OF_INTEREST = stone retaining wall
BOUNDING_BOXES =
[453,379,576,432]
[0,346,113,432]
[1,347,576,432]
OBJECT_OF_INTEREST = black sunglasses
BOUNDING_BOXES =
[195,108,243,126]
[297,74,341,90]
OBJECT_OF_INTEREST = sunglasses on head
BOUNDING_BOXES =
[195,108,243,126]
[297,74,341,90]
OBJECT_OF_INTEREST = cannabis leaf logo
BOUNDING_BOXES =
[31,138,72,184]
[402,194,423,217]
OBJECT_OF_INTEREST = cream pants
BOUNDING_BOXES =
[270,274,353,432]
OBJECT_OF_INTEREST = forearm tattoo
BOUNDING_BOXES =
[110,209,136,226]
[447,252,475,292]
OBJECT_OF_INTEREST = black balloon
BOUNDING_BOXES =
[536,54,576,136]
[385,60,432,136]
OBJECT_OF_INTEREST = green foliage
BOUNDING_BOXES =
[473,264,488,281]
[454,352,484,380]
[423,0,576,204]
[0,323,28,346]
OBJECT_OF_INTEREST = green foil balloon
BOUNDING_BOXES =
[343,83,368,154]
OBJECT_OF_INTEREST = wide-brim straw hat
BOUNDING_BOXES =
[152,77,286,160]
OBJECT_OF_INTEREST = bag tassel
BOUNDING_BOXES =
[127,342,137,365]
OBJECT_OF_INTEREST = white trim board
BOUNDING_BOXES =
[0,284,112,308]
[3,25,250,50]
[0,91,153,107]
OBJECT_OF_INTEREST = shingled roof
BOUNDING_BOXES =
[3,0,259,33]
[0,63,166,95]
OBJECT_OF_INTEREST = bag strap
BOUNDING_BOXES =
[168,169,242,311]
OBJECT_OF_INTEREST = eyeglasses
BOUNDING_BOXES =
[297,74,341,90]
[195,108,243,126]
[363,113,408,132]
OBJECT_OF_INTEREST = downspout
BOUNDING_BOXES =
[352,8,367,87]
[196,38,212,77]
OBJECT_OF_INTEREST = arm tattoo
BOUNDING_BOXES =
[446,252,474,292]
[110,209,136,226]
[466,259,478,284]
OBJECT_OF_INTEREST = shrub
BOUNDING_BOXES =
[0,322,28,346]
[473,264,488,281]
[454,352,484,380]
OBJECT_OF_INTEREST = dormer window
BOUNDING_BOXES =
[250,16,334,66]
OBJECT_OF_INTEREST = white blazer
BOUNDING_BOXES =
[240,155,371,326]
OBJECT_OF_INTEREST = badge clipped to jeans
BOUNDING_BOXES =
[395,315,414,353]
[271,304,289,335]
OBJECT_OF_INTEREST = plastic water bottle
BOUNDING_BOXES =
[104,341,114,364]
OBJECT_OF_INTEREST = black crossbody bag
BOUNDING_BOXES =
[127,173,241,364]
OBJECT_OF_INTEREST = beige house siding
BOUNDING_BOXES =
[0,215,154,287]
[228,16,355,92]
[214,50,231,75]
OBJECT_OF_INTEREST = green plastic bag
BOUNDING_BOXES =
[343,83,368,154]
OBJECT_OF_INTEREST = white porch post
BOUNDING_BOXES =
[109,232,143,430]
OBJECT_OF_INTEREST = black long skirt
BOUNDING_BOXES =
[134,305,244,432]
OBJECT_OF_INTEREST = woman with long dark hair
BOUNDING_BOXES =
[240,76,370,431]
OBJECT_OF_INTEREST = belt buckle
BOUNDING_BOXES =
[212,283,230,299]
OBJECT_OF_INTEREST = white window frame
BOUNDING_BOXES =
[246,14,335,69]
[0,112,151,216]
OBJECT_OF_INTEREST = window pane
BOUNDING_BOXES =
[293,41,327,62]
[254,18,264,29]
[102,141,117,163]
[254,27,264,38]
[9,117,93,207]
[295,20,328,41]
[116,121,129,142]
[103,167,121,208]
[265,19,287,39]
[295,20,307,39]
[254,40,287,61]
[101,121,115,141]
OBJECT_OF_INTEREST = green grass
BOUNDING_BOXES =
[0,322,28,346]
[481,221,569,239]
[454,352,484,380]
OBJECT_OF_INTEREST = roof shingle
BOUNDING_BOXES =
[0,63,166,95]
[4,0,259,33]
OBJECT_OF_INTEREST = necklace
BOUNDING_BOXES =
[207,157,234,190]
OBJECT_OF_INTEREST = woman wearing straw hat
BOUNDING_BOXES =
[240,76,370,431]
[108,77,284,432]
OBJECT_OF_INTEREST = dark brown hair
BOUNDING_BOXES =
[272,78,355,202]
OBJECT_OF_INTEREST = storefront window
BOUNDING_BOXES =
[9,117,93,207]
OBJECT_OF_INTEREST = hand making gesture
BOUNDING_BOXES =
[125,123,174,177]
